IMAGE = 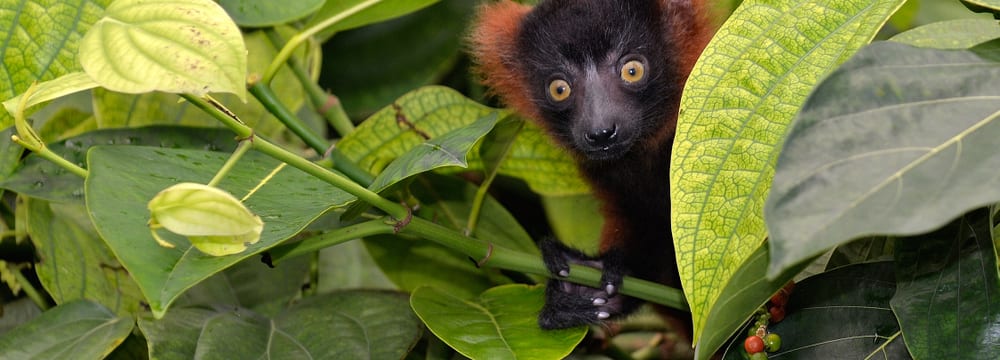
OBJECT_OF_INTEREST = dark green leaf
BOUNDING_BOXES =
[219,0,324,27]
[318,0,467,118]
[27,199,145,315]
[411,285,585,360]
[0,126,236,202]
[0,300,133,359]
[307,0,440,40]
[86,146,353,317]
[766,41,1000,276]
[723,262,909,359]
[140,290,422,359]
[891,209,1000,358]
[368,112,498,192]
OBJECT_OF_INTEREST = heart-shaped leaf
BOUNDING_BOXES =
[79,0,247,100]
[0,300,133,359]
[411,285,586,360]
[670,0,905,341]
[86,146,353,317]
[766,41,1000,275]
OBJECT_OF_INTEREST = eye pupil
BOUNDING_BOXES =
[628,68,636,76]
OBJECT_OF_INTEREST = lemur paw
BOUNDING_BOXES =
[537,239,630,329]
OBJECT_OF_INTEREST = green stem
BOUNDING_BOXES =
[248,81,329,154]
[182,94,404,219]
[403,217,689,311]
[12,267,50,311]
[12,136,88,179]
[266,219,395,265]
[263,29,355,137]
[207,139,252,187]
[262,0,382,84]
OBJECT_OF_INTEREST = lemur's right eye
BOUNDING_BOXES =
[548,79,571,101]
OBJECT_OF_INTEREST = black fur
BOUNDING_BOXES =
[514,0,689,330]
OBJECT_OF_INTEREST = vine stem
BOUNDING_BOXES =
[11,136,88,179]
[262,0,382,84]
[185,93,688,312]
[12,267,50,311]
[207,139,252,187]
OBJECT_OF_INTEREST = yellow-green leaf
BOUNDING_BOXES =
[79,0,247,100]
[148,182,263,256]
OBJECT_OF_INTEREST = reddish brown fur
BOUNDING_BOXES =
[469,1,538,121]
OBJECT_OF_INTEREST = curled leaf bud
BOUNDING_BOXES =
[147,182,263,256]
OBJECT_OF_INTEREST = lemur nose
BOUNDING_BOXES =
[585,125,618,147]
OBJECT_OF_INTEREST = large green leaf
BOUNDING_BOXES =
[0,0,112,130]
[86,146,353,317]
[318,0,466,118]
[139,290,421,359]
[670,0,905,340]
[90,29,308,143]
[722,262,909,359]
[27,199,144,316]
[79,0,247,100]
[0,126,237,203]
[891,209,1000,359]
[410,285,585,360]
[766,41,1000,275]
[0,300,133,359]
[338,86,586,197]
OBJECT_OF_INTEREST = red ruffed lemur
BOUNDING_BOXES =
[470,0,713,334]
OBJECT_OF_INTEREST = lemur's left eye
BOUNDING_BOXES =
[548,79,571,101]
[620,60,645,83]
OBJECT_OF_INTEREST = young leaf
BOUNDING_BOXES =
[79,0,247,100]
[147,182,264,256]
[410,285,586,360]
[766,41,1000,276]
[0,0,112,129]
[891,209,1000,359]
[86,146,353,317]
[2,72,98,117]
[671,0,905,342]
[0,300,133,359]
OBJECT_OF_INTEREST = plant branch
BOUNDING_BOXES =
[12,267,50,311]
[248,81,329,153]
[207,139,252,187]
[266,218,395,265]
[11,136,88,179]
[262,0,381,84]
[182,94,405,219]
[262,29,355,137]
[403,217,689,311]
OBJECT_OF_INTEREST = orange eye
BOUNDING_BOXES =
[548,79,571,101]
[621,60,645,83]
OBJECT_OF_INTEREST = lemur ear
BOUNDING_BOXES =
[469,1,539,120]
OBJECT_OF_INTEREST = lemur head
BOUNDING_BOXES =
[514,0,682,161]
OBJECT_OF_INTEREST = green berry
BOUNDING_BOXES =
[749,352,769,360]
[765,333,782,352]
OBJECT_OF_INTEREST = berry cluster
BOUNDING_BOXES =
[743,282,794,359]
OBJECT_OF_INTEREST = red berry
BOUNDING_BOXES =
[744,335,765,354]
[769,306,785,323]
[770,291,788,307]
